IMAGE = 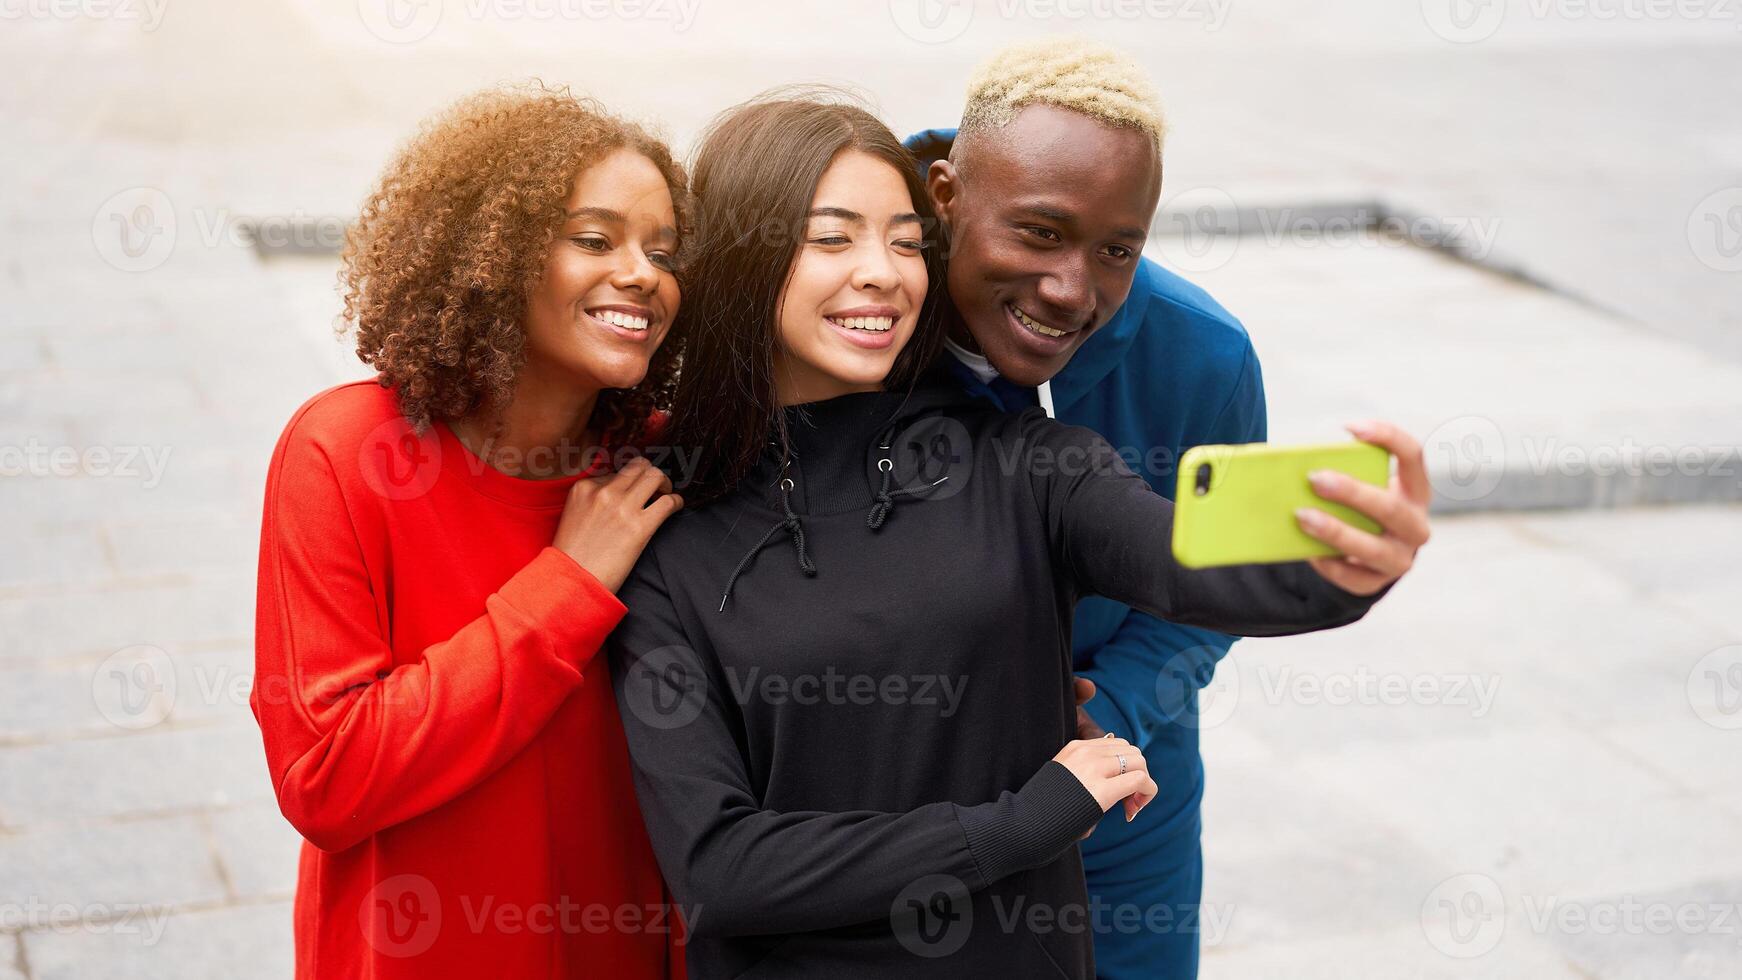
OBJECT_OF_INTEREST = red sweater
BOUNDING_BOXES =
[252,382,681,979]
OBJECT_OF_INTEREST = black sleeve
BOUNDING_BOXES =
[607,548,1105,938]
[1015,410,1388,636]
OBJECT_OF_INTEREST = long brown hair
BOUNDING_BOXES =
[668,91,946,503]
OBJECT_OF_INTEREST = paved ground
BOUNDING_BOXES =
[2,3,1740,977]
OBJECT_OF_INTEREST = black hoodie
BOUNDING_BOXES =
[608,371,1382,979]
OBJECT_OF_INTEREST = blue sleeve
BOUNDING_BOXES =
[1077,340,1268,747]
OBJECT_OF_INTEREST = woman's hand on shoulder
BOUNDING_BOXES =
[553,456,683,592]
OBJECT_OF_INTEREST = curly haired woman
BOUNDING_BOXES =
[251,85,689,979]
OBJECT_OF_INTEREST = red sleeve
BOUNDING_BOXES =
[251,408,626,853]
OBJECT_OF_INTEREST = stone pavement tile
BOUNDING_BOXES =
[0,580,252,665]
[1201,765,1450,947]
[22,900,293,980]
[1290,726,1742,900]
[1592,718,1742,803]
[104,518,258,582]
[1508,504,1742,609]
[0,815,226,913]
[0,525,110,591]
[1199,923,1586,980]
[0,337,48,374]
[0,938,21,980]
[2,647,253,743]
[1547,878,1742,980]
[0,725,269,828]
[209,803,300,900]
[1,372,204,428]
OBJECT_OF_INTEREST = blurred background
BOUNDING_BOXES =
[2,1,1740,977]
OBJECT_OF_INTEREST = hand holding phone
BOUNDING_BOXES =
[1171,441,1392,568]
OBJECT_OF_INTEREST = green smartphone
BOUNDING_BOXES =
[1171,441,1391,568]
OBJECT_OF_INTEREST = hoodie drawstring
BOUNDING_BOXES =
[866,425,948,530]
[719,476,815,612]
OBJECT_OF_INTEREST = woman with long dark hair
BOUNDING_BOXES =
[608,95,1386,978]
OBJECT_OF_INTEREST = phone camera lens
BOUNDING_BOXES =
[1194,463,1212,496]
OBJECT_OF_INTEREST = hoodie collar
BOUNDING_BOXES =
[750,369,975,516]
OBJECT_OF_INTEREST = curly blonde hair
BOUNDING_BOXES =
[340,83,689,446]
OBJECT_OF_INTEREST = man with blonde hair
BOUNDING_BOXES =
[907,37,1430,978]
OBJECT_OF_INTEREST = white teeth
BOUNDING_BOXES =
[1012,305,1066,338]
[592,309,649,331]
[829,315,894,332]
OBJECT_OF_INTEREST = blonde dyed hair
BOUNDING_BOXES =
[959,37,1166,154]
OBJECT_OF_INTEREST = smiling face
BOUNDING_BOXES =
[522,147,681,393]
[771,150,930,405]
[929,104,1162,387]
